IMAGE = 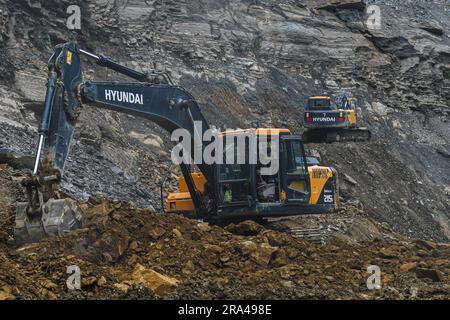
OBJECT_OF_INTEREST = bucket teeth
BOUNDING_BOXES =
[14,198,82,244]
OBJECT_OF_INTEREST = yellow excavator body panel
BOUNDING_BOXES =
[346,109,357,126]
[166,172,206,213]
[179,172,206,193]
[166,192,195,212]
[308,166,334,205]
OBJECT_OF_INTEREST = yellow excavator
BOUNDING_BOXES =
[14,42,340,243]
[302,95,371,143]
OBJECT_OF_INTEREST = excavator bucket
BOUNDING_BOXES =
[14,199,82,244]
[14,42,84,244]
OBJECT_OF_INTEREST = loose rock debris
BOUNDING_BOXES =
[0,165,448,300]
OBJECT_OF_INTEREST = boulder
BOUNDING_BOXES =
[400,262,417,272]
[237,241,277,266]
[271,248,289,267]
[0,284,15,300]
[172,228,182,239]
[413,268,444,282]
[195,222,211,232]
[237,240,258,256]
[130,264,179,296]
[148,226,166,240]
[413,240,438,251]
[371,102,390,117]
[251,243,277,266]
[81,276,97,288]
[226,220,264,236]
[97,276,107,287]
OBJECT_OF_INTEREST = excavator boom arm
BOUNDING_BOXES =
[31,42,213,217]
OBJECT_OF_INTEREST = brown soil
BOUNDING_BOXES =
[0,164,449,300]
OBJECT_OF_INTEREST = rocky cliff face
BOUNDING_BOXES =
[0,0,449,240]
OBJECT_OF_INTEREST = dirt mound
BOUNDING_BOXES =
[0,165,449,300]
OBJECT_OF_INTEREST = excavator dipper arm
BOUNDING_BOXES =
[15,42,213,243]
[80,81,213,211]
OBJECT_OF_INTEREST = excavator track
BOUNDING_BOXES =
[287,227,326,244]
[302,127,371,144]
[263,218,328,244]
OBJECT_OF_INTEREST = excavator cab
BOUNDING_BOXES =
[306,96,332,110]
[280,136,310,203]
[166,130,338,221]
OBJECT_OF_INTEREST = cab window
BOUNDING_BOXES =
[307,98,331,110]
[286,140,307,176]
[217,135,252,205]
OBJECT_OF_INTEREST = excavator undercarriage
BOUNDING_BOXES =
[302,127,372,143]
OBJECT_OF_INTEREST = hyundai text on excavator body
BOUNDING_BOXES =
[14,42,339,243]
[302,95,371,143]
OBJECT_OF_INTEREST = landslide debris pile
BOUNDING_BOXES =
[0,165,448,300]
